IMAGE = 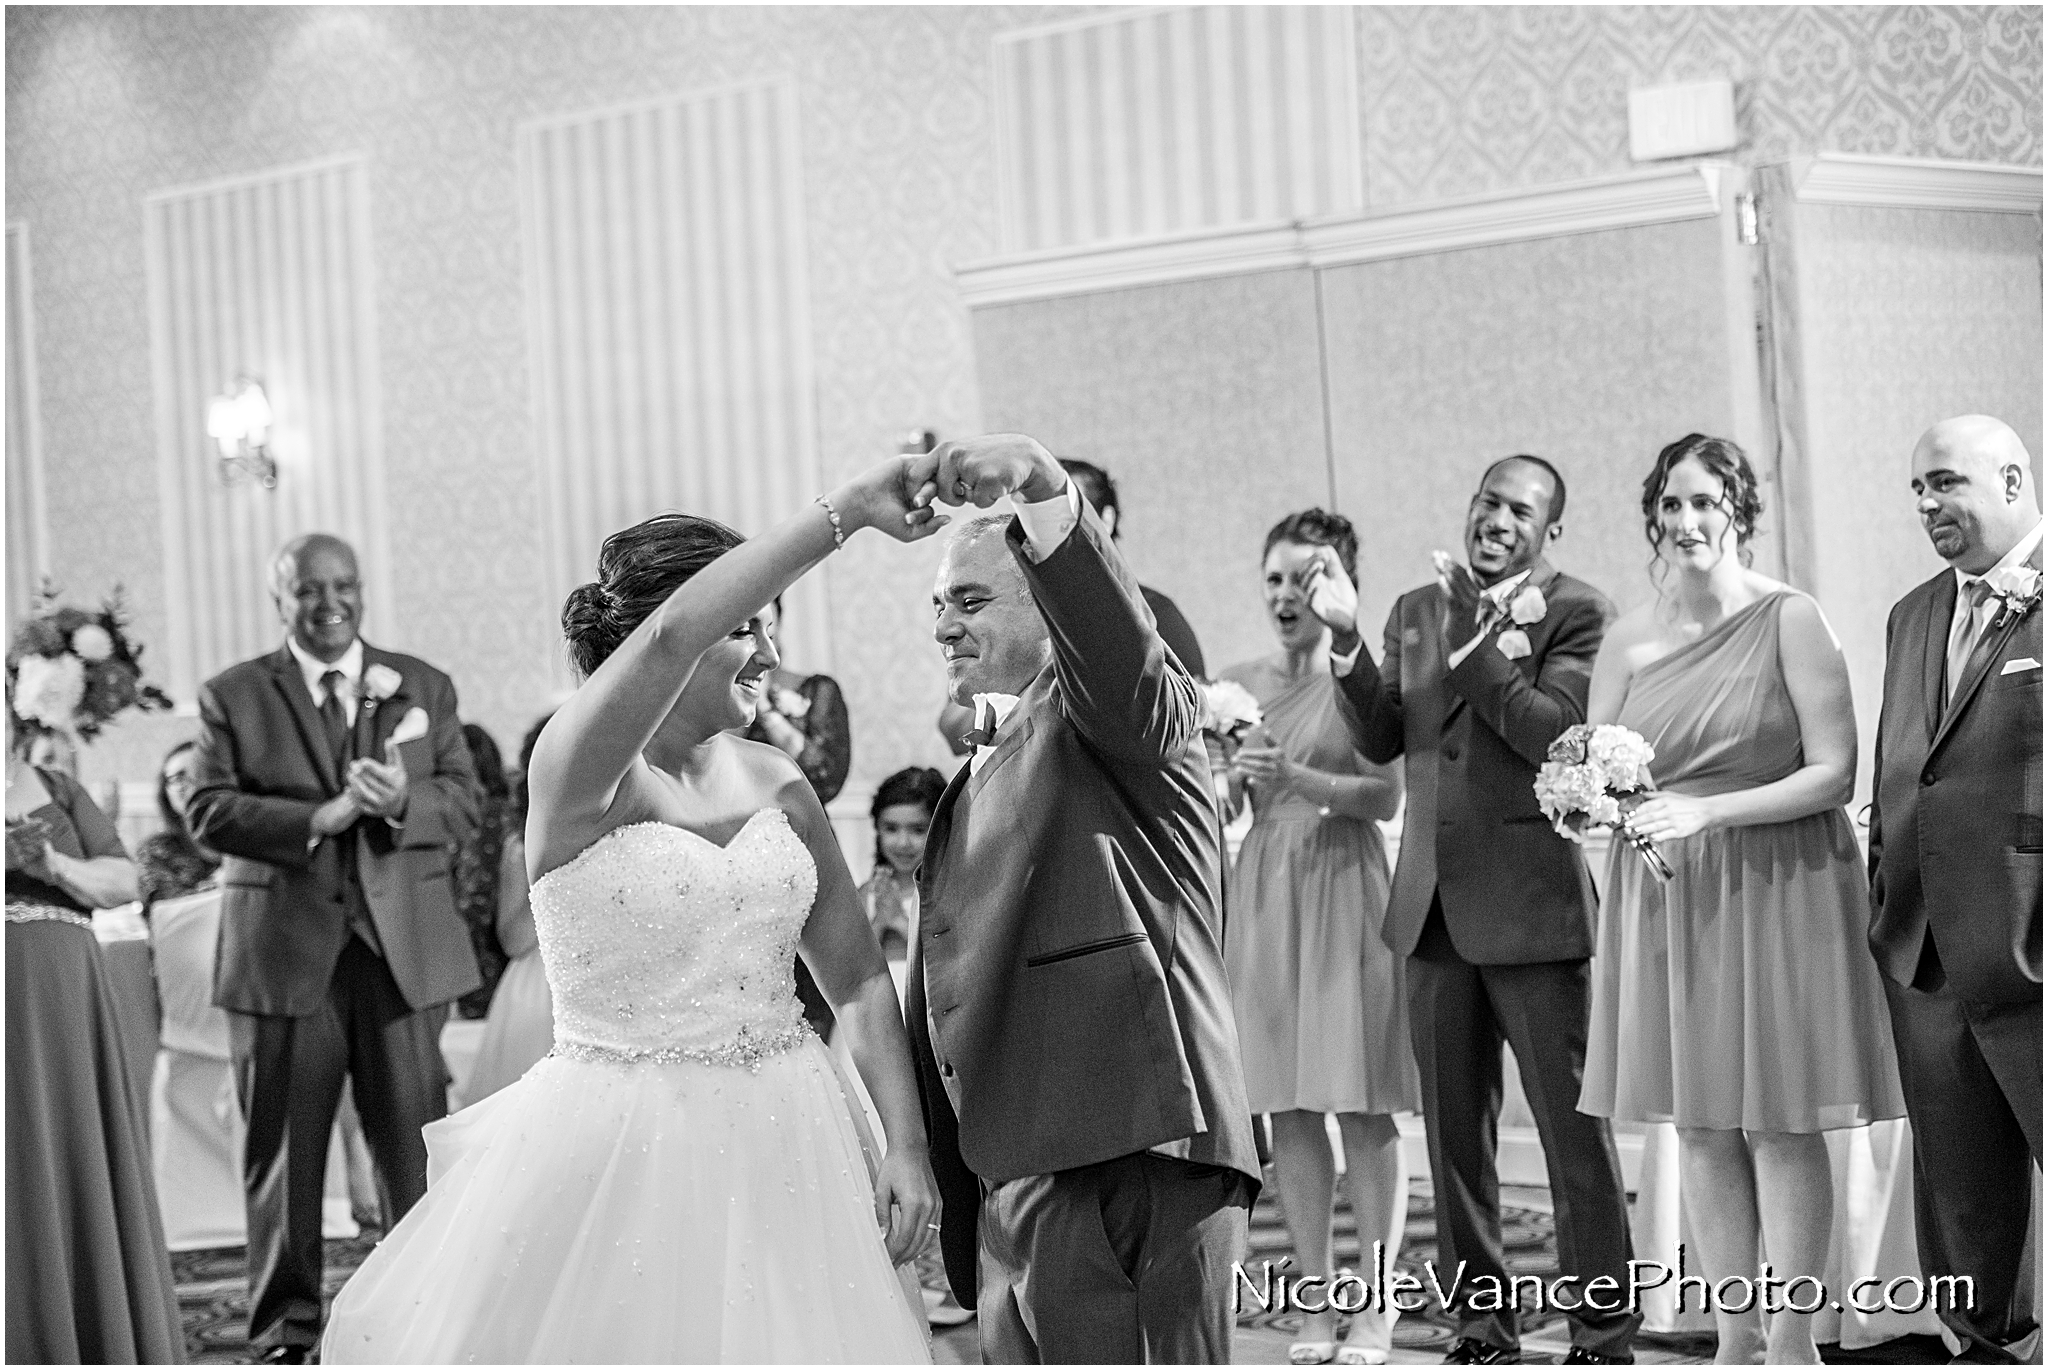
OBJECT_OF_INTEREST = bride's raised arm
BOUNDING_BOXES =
[527,456,944,859]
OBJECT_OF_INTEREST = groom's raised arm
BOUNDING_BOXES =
[1007,488,1200,771]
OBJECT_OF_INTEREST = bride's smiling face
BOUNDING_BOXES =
[660,616,779,741]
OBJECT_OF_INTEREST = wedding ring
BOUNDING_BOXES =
[927,1222,942,1231]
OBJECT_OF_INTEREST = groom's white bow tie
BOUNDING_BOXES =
[965,693,1020,775]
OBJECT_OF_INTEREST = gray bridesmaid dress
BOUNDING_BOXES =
[1579,591,1906,1133]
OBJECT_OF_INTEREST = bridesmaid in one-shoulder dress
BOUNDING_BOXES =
[1578,436,1903,1366]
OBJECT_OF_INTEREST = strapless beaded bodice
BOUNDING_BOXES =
[529,809,816,1069]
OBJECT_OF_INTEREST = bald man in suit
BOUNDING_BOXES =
[1868,416,2041,1364]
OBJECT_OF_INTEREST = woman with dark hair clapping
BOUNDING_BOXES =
[1221,509,1417,1367]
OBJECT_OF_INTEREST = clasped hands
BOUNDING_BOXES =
[826,435,1067,545]
[312,739,410,837]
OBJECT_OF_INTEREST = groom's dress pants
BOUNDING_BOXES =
[977,1151,1251,1364]
[1408,903,1638,1359]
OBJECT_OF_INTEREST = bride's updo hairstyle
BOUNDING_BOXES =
[562,513,746,678]
[1264,508,1359,583]
[1640,433,1764,570]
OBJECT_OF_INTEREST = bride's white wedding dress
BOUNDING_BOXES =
[322,809,931,1364]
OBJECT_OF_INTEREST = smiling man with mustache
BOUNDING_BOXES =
[1306,456,1638,1366]
[186,533,482,1363]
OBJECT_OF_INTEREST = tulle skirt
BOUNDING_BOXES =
[1580,810,1907,1133]
[321,1038,931,1363]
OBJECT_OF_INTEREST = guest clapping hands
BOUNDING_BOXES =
[1220,513,1414,1366]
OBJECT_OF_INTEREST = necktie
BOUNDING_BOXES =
[1944,579,1993,706]
[318,669,383,956]
[319,670,351,764]
[1474,594,1504,640]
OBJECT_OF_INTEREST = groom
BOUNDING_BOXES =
[1868,415,2041,1363]
[1309,456,1637,1365]
[904,433,1259,1363]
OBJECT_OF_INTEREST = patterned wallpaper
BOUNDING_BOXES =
[5,4,1078,791]
[1783,200,2042,812]
[1357,6,2041,207]
[5,5,2040,796]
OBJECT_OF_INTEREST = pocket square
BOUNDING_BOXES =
[387,707,430,744]
[2002,658,2042,676]
[1496,629,1532,661]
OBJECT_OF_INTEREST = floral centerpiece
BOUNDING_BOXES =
[6,582,173,749]
[1533,723,1674,881]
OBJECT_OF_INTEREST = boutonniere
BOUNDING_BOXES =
[1986,565,2043,628]
[1509,584,1547,626]
[360,664,403,715]
[771,686,810,721]
[1496,629,1532,660]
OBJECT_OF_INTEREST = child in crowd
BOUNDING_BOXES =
[847,766,968,1328]
[856,767,947,997]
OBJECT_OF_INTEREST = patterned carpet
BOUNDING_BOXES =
[1235,1186,1719,1364]
[172,1184,1945,1364]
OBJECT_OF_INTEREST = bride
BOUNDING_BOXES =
[323,456,947,1363]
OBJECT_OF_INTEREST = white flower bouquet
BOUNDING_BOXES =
[1533,723,1673,880]
[1198,679,1263,742]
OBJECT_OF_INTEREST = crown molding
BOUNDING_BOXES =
[956,163,1732,308]
[1302,162,1730,268]
[1789,154,2042,213]
[954,222,1308,308]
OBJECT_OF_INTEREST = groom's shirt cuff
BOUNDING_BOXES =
[1330,640,1362,678]
[1013,482,1080,563]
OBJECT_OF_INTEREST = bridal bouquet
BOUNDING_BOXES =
[1533,723,1674,881]
[1198,679,1262,743]
[6,583,173,746]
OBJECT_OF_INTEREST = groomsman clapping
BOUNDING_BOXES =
[1305,456,1638,1366]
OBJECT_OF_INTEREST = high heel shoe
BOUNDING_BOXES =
[1333,1347,1388,1365]
[1287,1341,1337,1365]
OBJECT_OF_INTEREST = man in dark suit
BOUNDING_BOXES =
[1309,457,1636,1365]
[188,533,481,1363]
[1868,414,2041,1364]
[904,434,1258,1363]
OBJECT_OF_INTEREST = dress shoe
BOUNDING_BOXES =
[1442,1338,1519,1364]
[257,1344,313,1364]
[1560,1350,1634,1365]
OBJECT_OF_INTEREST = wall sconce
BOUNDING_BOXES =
[206,375,277,488]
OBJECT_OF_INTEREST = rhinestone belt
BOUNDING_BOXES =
[550,1022,811,1074]
[4,903,94,932]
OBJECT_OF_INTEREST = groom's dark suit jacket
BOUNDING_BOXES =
[189,642,482,1017]
[1869,557,2042,1003]
[1334,560,1613,963]
[906,505,1259,1306]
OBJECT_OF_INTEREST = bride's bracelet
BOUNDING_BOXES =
[815,495,847,550]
